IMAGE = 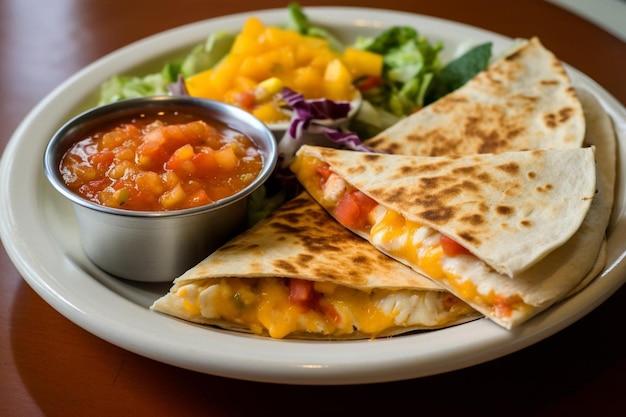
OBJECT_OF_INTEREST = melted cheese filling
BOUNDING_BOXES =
[292,155,525,320]
[367,204,524,319]
[169,277,474,339]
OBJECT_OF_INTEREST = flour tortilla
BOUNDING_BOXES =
[151,192,479,339]
[293,145,596,278]
[365,37,585,156]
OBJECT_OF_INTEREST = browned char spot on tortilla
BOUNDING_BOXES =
[543,106,574,129]
[297,253,314,264]
[535,183,554,193]
[496,162,520,175]
[458,231,480,246]
[273,259,298,274]
[363,153,383,162]
[460,213,485,225]
[420,206,455,222]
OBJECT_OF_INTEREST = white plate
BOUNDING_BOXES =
[2,7,626,385]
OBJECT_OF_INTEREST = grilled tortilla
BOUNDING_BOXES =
[151,192,479,339]
[559,87,616,298]
[291,145,600,328]
[365,37,585,156]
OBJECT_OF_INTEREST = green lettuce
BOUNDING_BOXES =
[98,31,235,105]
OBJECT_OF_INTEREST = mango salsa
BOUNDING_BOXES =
[185,17,382,124]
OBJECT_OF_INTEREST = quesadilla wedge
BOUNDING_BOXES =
[558,88,616,299]
[151,192,479,339]
[365,37,585,156]
[291,145,598,328]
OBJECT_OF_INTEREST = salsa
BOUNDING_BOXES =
[59,111,264,211]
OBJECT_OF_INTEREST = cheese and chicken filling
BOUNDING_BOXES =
[167,277,474,339]
[367,206,525,319]
[296,156,527,321]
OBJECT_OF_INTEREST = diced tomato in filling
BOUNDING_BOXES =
[288,278,316,309]
[334,190,377,230]
[318,302,342,325]
[288,279,343,326]
[315,163,333,186]
[493,295,513,318]
[440,235,470,257]
[351,190,378,216]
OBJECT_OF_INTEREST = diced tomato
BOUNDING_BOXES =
[112,179,133,191]
[351,190,378,215]
[333,190,376,230]
[315,163,333,185]
[355,75,382,92]
[192,151,219,177]
[165,144,195,171]
[120,123,141,138]
[289,278,316,309]
[493,295,513,318]
[88,150,114,167]
[136,129,168,168]
[87,178,109,192]
[186,189,212,207]
[334,192,361,228]
[440,235,471,257]
[234,91,256,111]
[318,302,342,325]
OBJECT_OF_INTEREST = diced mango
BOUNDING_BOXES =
[342,47,383,79]
[184,16,360,123]
[252,102,289,124]
[184,69,214,98]
[323,59,355,101]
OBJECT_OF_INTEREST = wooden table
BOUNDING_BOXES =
[2,1,625,415]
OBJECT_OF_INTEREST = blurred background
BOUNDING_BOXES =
[548,0,626,41]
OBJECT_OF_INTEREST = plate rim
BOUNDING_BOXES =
[2,6,626,385]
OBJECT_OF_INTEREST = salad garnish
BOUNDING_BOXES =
[95,3,493,222]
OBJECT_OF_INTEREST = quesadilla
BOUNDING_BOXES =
[151,192,479,339]
[290,144,599,328]
[365,37,585,156]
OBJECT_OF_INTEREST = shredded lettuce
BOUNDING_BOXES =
[349,28,491,137]
[353,26,443,116]
[98,69,175,105]
[98,32,234,105]
[179,31,236,77]
[286,2,344,51]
